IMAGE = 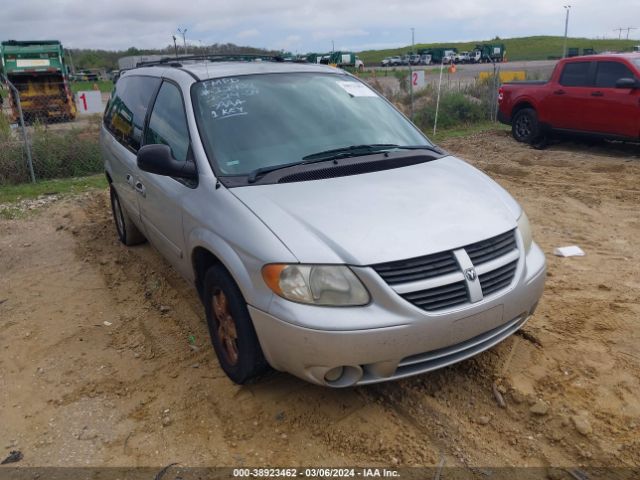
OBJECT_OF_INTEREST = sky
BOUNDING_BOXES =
[1,0,639,52]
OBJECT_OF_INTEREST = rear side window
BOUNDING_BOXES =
[144,82,190,162]
[104,75,160,152]
[595,61,635,88]
[559,62,591,87]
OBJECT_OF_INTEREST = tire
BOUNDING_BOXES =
[203,265,269,384]
[511,108,542,144]
[109,185,146,246]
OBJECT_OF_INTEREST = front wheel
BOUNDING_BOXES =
[203,265,269,384]
[512,108,542,144]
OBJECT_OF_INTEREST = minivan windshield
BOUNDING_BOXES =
[192,73,432,176]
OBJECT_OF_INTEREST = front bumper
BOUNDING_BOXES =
[250,242,546,387]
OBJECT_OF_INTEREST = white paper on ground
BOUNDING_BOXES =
[553,245,585,257]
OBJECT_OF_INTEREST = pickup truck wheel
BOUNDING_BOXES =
[109,185,146,246]
[512,108,541,144]
[203,265,269,384]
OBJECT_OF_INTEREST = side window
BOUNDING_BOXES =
[559,62,591,87]
[144,82,190,162]
[104,76,160,152]
[595,61,635,88]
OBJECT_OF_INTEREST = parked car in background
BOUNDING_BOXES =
[389,55,402,66]
[498,54,640,144]
[102,57,546,388]
[455,52,471,64]
[409,54,421,65]
[380,57,391,67]
[470,50,482,63]
[420,54,432,65]
[442,51,456,64]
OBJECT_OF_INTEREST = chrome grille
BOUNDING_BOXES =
[372,250,458,285]
[466,230,517,265]
[373,229,519,312]
[401,280,468,311]
[479,260,518,297]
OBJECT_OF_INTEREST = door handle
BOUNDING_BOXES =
[553,89,565,95]
[591,91,604,97]
[134,181,146,197]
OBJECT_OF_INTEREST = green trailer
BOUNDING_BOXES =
[0,40,76,123]
[418,47,457,64]
[472,43,506,63]
[307,51,364,70]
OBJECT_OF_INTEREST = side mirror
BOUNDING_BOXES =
[615,77,638,89]
[137,144,197,179]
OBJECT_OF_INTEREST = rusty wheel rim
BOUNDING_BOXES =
[212,288,239,366]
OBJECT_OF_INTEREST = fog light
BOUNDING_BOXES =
[324,366,344,383]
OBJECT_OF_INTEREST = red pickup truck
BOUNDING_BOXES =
[498,54,640,145]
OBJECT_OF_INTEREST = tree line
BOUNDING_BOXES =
[67,43,280,71]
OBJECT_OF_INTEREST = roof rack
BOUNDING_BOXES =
[135,54,287,68]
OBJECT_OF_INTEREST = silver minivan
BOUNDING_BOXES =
[102,58,546,387]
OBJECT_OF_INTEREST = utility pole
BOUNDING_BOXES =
[177,28,188,54]
[562,5,571,58]
[331,40,335,53]
[410,27,415,120]
[172,35,178,58]
[613,27,637,40]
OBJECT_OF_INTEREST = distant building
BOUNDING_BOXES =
[118,55,167,70]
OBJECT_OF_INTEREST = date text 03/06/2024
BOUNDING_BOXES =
[232,468,400,478]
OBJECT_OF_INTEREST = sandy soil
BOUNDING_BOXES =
[1,131,639,472]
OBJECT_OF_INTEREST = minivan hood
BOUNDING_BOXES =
[231,156,521,265]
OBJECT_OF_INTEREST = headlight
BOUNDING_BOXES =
[518,211,533,253]
[262,264,370,306]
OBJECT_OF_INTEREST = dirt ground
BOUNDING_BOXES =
[1,130,639,473]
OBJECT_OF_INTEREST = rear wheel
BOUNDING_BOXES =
[203,265,269,384]
[110,185,146,246]
[512,108,542,144]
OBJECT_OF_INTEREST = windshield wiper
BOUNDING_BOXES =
[247,157,335,183]
[246,144,442,184]
[301,144,442,161]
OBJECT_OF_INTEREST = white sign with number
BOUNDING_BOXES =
[411,70,426,90]
[75,90,103,114]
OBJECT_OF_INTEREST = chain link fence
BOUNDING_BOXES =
[0,74,103,186]
[363,64,504,134]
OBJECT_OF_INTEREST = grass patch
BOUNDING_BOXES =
[413,91,486,131]
[430,121,509,142]
[0,125,103,185]
[0,174,107,205]
[70,80,114,93]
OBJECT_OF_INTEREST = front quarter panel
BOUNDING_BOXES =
[183,176,298,311]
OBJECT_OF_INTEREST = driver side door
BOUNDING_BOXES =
[136,80,195,277]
